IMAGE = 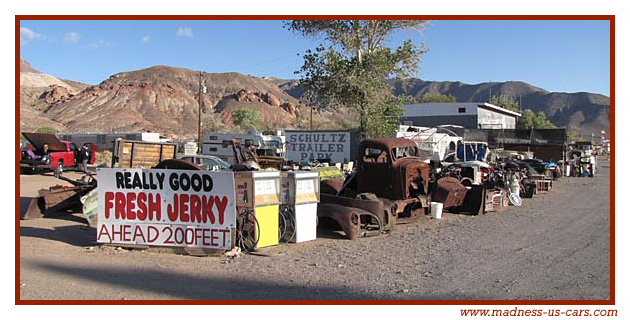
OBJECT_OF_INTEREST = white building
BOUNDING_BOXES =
[401,102,521,129]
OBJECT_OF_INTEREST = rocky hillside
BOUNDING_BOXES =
[31,65,304,139]
[19,60,89,132]
[388,78,610,135]
[19,60,610,138]
[277,78,610,136]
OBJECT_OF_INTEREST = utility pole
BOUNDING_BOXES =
[489,79,492,102]
[310,107,313,130]
[197,71,204,155]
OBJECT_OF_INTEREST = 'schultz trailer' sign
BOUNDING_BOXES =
[285,131,351,163]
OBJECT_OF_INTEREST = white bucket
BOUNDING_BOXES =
[565,165,571,177]
[430,202,443,219]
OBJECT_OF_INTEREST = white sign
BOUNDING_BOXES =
[184,142,198,156]
[96,168,236,250]
[285,131,351,163]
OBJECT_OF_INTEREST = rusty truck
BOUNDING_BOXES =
[318,138,431,239]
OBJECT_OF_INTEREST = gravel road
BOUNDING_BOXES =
[18,160,611,301]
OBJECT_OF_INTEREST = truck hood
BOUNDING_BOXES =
[21,132,67,152]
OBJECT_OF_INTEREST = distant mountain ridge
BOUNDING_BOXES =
[387,78,610,135]
[20,63,303,139]
[19,60,610,138]
[273,77,610,136]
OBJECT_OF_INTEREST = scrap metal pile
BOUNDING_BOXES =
[21,128,594,253]
[315,136,568,240]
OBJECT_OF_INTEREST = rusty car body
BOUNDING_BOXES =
[318,138,431,239]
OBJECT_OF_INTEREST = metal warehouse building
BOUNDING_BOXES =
[400,102,521,129]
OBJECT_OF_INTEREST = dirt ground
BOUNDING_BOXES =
[18,161,611,301]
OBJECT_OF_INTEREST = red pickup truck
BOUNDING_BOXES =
[20,132,96,175]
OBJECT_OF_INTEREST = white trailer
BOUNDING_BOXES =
[58,132,167,151]
[201,131,284,164]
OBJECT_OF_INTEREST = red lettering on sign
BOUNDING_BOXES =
[202,195,215,224]
[126,192,137,220]
[185,228,195,245]
[136,193,147,221]
[179,194,190,222]
[202,229,210,246]
[97,224,111,241]
[147,226,158,243]
[122,224,131,241]
[167,194,179,222]
[112,223,123,240]
[194,228,202,245]
[133,225,146,243]
[190,195,201,223]
[104,192,114,218]
[215,196,228,225]
[210,229,219,246]
[163,226,173,243]
[115,192,126,219]
[148,193,161,221]
[220,228,230,247]
[174,227,184,244]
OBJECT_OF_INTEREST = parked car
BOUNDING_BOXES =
[178,154,232,171]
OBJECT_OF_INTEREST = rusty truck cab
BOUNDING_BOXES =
[357,138,430,201]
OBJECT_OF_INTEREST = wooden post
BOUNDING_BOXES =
[198,71,203,154]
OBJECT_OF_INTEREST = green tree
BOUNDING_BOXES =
[417,92,456,103]
[202,112,230,133]
[286,20,429,138]
[517,109,556,129]
[490,94,520,112]
[231,109,261,132]
[35,127,57,134]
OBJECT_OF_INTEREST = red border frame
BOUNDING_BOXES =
[15,15,615,306]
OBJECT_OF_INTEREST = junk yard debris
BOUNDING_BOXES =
[19,124,608,253]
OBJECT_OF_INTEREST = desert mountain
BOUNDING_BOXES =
[38,65,303,139]
[20,60,89,132]
[19,60,610,139]
[274,77,610,136]
[387,78,610,136]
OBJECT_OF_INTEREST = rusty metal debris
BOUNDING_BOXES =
[23,184,95,220]
[22,173,97,220]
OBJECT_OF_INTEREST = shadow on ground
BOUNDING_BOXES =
[25,260,480,301]
[20,225,97,247]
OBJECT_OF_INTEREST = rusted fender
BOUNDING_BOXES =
[317,203,362,240]
[321,193,395,232]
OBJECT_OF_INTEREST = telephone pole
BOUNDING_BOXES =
[197,71,204,154]
[488,79,492,102]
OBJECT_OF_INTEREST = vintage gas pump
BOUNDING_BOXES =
[279,171,320,243]
[234,171,281,250]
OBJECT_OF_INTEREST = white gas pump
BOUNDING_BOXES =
[280,171,320,243]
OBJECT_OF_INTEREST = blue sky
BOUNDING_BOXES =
[19,19,611,96]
